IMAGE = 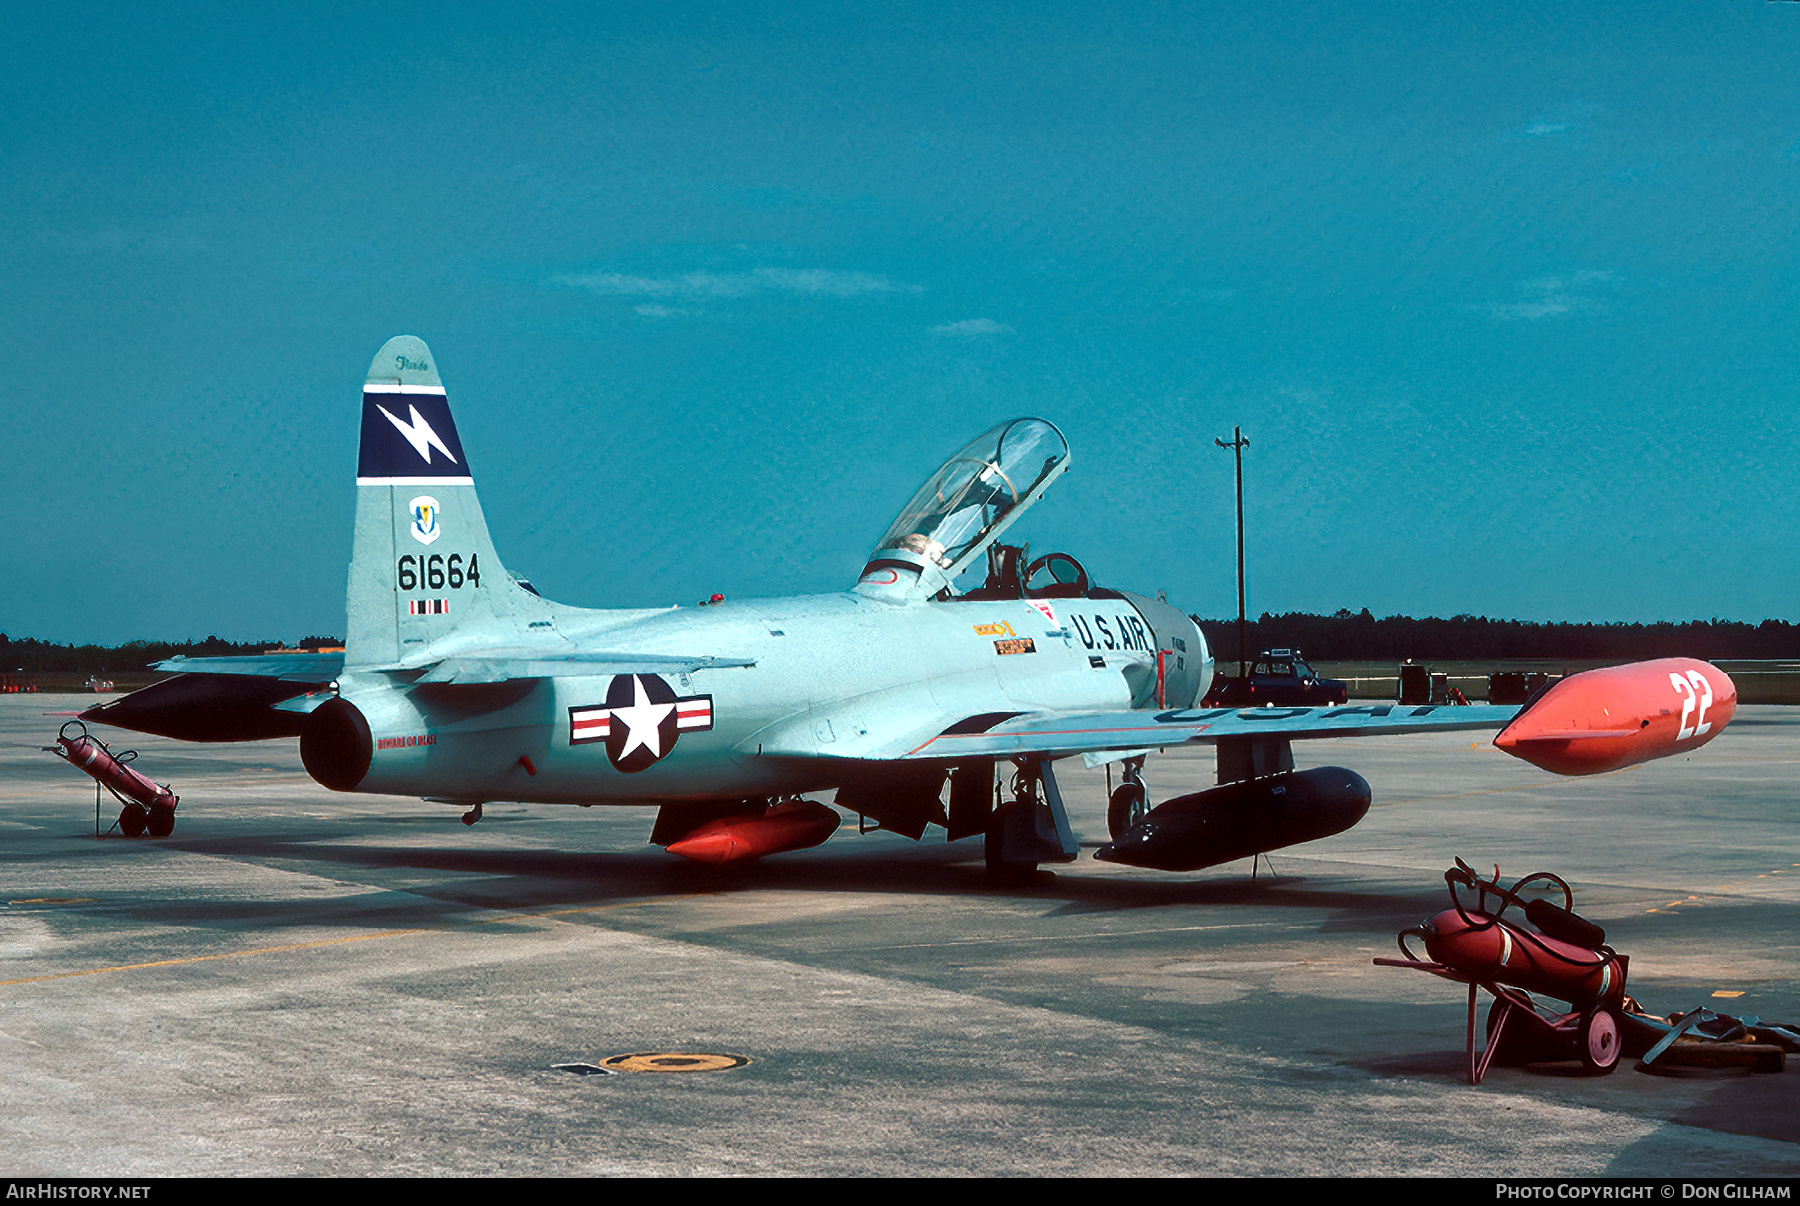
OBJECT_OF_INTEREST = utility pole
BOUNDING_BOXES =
[1215,427,1249,680]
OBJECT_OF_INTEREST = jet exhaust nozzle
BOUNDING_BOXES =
[1094,766,1371,872]
[301,697,374,791]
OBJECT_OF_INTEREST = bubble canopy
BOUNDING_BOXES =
[860,418,1070,596]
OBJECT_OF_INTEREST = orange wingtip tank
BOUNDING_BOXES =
[1493,658,1736,776]
[665,798,842,864]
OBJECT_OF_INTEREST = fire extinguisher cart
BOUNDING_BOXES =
[1377,860,1629,1085]
[46,720,180,838]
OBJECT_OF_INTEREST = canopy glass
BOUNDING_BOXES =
[866,418,1069,589]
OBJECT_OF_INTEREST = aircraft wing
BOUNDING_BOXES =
[891,703,1522,761]
[878,657,1737,780]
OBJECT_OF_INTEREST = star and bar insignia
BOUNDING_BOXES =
[569,673,714,773]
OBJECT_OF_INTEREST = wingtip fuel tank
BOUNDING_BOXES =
[1493,658,1736,776]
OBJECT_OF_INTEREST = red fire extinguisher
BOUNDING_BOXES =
[48,721,179,837]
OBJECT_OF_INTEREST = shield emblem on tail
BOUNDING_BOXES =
[409,496,441,545]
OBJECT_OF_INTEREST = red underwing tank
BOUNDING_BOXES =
[1493,658,1736,776]
[664,798,842,864]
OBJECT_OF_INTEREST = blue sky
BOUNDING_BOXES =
[4,1,1797,644]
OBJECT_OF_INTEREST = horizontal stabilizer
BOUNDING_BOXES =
[82,674,319,741]
[405,650,756,684]
[146,649,753,686]
[152,653,345,682]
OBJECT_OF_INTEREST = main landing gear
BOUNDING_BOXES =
[1106,756,1149,841]
[984,758,1080,881]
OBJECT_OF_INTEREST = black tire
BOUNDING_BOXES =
[984,804,1034,881]
[1107,783,1147,841]
[118,806,149,838]
[985,804,1010,876]
[145,802,176,838]
[1579,1007,1621,1074]
[1484,995,1537,1067]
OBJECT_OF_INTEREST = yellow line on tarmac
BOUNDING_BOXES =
[0,929,431,986]
[867,920,1284,951]
[0,899,654,989]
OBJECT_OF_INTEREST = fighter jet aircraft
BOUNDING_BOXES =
[83,337,1738,873]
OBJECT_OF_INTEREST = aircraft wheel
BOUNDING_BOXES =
[984,804,1034,881]
[1579,1006,1621,1075]
[118,806,149,838]
[1107,783,1147,841]
[145,803,176,839]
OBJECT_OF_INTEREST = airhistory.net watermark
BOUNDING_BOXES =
[5,1187,150,1200]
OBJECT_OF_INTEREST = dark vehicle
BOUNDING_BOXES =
[1204,648,1349,707]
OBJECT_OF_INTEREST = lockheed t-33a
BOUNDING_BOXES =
[84,337,1738,876]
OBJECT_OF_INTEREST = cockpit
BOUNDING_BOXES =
[856,417,1094,601]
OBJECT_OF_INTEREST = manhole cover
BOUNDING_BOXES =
[600,1052,751,1073]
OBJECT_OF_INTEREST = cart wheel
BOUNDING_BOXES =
[146,802,176,838]
[1579,1006,1621,1074]
[118,806,149,838]
[1107,783,1147,840]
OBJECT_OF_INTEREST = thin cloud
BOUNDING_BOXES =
[1522,270,1613,292]
[560,267,917,299]
[929,318,1013,336]
[1478,271,1615,321]
[1486,298,1578,321]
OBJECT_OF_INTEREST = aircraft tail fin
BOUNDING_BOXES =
[346,336,549,669]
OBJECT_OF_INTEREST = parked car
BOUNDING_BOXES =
[1204,648,1349,707]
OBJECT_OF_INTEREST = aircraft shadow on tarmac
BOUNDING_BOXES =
[112,826,1448,931]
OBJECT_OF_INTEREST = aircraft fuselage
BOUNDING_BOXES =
[338,589,1208,806]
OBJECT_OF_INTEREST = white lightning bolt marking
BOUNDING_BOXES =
[377,404,459,465]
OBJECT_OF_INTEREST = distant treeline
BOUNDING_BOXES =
[1197,610,1800,663]
[0,634,343,676]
